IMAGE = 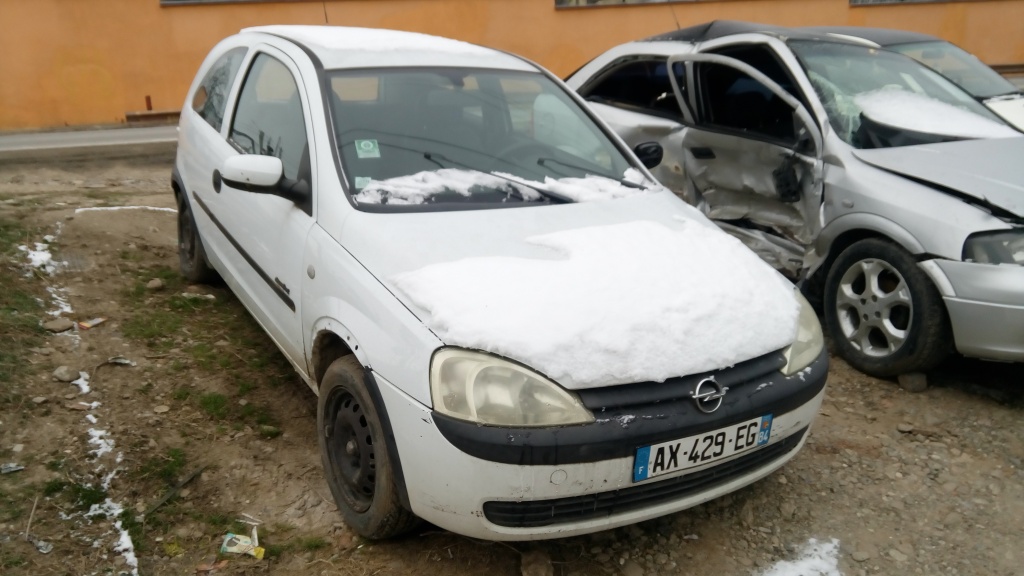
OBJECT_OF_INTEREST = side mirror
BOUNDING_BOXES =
[633,141,664,169]
[220,155,284,191]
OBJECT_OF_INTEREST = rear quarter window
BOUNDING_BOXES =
[191,47,247,132]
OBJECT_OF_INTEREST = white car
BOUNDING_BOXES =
[173,25,826,541]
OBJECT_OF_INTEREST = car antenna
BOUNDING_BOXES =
[321,1,329,24]
[670,5,681,29]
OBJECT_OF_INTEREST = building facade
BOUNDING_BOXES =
[1,0,1022,130]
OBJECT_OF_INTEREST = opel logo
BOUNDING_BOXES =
[691,377,727,414]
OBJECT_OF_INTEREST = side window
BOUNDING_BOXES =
[695,61,798,144]
[581,59,683,119]
[229,54,309,182]
[191,47,247,132]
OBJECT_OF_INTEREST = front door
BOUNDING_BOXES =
[668,50,825,278]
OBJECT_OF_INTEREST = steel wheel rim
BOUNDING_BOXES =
[835,258,913,358]
[325,389,375,512]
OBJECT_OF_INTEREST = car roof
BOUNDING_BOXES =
[802,26,939,47]
[642,20,834,44]
[242,25,536,72]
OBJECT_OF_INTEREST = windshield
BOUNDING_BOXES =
[790,41,1017,149]
[327,67,645,209]
[890,41,1019,99]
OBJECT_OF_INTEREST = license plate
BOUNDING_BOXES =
[633,414,773,482]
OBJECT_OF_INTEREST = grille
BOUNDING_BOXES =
[483,427,807,528]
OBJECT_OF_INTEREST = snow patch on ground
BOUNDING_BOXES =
[72,371,91,394]
[74,206,177,214]
[757,539,842,576]
[85,499,139,575]
[855,88,1019,139]
[87,428,113,458]
[394,220,798,388]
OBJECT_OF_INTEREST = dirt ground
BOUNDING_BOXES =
[0,153,1022,576]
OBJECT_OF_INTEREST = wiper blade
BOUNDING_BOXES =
[537,157,646,189]
[423,152,573,204]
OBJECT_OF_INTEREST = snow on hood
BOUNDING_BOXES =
[392,219,799,389]
[854,136,1024,217]
[854,88,1020,139]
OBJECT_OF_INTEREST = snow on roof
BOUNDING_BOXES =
[394,219,799,389]
[244,25,532,71]
[855,88,1019,139]
[245,25,495,56]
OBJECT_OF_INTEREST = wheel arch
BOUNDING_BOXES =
[806,214,927,303]
[312,323,414,515]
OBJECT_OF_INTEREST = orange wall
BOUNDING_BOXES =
[1,0,1022,130]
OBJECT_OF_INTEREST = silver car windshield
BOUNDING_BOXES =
[790,41,1014,149]
[327,67,639,208]
[890,41,1020,100]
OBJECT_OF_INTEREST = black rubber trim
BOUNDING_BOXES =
[433,348,826,466]
[364,367,411,511]
[190,192,296,312]
[482,426,807,528]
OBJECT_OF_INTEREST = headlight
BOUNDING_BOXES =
[781,293,824,376]
[429,348,594,427]
[962,230,1024,265]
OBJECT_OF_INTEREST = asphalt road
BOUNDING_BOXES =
[0,126,177,152]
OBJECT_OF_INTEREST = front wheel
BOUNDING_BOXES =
[823,238,951,377]
[317,356,418,539]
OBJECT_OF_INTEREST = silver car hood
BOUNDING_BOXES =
[853,137,1024,217]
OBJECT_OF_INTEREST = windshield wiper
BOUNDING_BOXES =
[423,152,573,204]
[536,157,646,189]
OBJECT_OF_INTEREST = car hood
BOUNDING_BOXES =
[339,192,800,389]
[853,137,1024,217]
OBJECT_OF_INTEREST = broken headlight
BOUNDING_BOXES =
[781,293,824,376]
[962,230,1024,266]
[429,348,594,427]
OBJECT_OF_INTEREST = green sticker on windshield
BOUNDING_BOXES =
[355,139,381,159]
[354,177,372,189]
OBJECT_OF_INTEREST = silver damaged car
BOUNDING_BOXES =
[567,21,1024,377]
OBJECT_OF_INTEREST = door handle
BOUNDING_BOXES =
[690,147,716,160]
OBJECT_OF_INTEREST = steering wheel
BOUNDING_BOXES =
[489,141,550,170]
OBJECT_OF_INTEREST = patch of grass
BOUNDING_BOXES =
[0,549,27,569]
[69,483,107,511]
[139,448,186,485]
[198,393,228,419]
[172,387,192,401]
[122,311,182,345]
[0,217,47,384]
[297,536,328,551]
[118,509,146,552]
[43,479,68,497]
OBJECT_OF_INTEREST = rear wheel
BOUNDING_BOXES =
[176,193,219,284]
[823,238,950,377]
[317,356,418,539]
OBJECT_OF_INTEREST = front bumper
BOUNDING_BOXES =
[931,260,1024,362]
[374,348,827,540]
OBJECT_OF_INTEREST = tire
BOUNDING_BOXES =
[823,238,951,378]
[317,356,418,539]
[176,192,219,284]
